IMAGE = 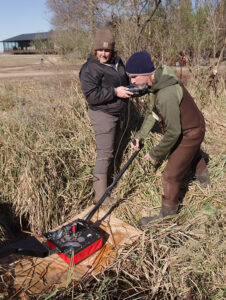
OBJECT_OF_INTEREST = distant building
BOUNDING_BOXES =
[1,31,55,54]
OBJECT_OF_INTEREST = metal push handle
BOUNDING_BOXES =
[86,140,142,223]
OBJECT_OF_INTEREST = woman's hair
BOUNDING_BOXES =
[91,49,118,63]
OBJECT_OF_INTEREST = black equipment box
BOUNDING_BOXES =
[44,219,107,265]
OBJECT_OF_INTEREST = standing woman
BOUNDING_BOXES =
[79,29,132,205]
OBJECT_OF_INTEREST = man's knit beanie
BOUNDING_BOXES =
[93,29,115,50]
[125,51,155,75]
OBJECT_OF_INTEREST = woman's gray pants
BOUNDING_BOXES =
[89,109,123,174]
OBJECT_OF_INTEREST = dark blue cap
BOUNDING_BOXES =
[125,51,155,76]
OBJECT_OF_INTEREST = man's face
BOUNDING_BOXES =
[96,49,111,63]
[130,73,154,88]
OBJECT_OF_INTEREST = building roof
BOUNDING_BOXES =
[2,31,52,42]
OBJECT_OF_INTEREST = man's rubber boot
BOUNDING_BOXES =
[93,173,118,206]
[138,203,179,227]
[195,168,211,187]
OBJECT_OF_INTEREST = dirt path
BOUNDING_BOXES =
[0,70,78,78]
[0,66,79,78]
[0,61,224,81]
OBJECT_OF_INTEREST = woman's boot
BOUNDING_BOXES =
[93,173,118,206]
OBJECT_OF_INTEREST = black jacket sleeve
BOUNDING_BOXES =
[80,63,115,106]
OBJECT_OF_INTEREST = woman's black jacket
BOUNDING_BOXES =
[79,55,129,116]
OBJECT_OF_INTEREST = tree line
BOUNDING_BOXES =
[46,0,225,65]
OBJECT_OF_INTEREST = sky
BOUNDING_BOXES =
[0,0,52,53]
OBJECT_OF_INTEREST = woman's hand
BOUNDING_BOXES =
[115,86,133,98]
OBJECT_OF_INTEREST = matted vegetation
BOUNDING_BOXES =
[0,67,225,299]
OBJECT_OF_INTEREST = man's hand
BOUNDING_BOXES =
[115,86,133,98]
[131,138,140,151]
[144,153,155,163]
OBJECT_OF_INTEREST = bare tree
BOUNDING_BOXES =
[45,0,225,64]
[198,0,226,59]
[46,0,162,59]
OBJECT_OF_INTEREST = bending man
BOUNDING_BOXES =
[125,51,210,226]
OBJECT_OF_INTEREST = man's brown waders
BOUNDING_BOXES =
[161,85,207,206]
[139,85,208,226]
[139,85,209,226]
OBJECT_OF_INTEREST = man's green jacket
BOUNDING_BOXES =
[135,65,183,160]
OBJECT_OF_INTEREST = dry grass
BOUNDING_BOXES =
[0,77,95,233]
[0,64,225,299]
[0,225,9,247]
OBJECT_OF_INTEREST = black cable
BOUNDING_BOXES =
[113,97,132,172]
